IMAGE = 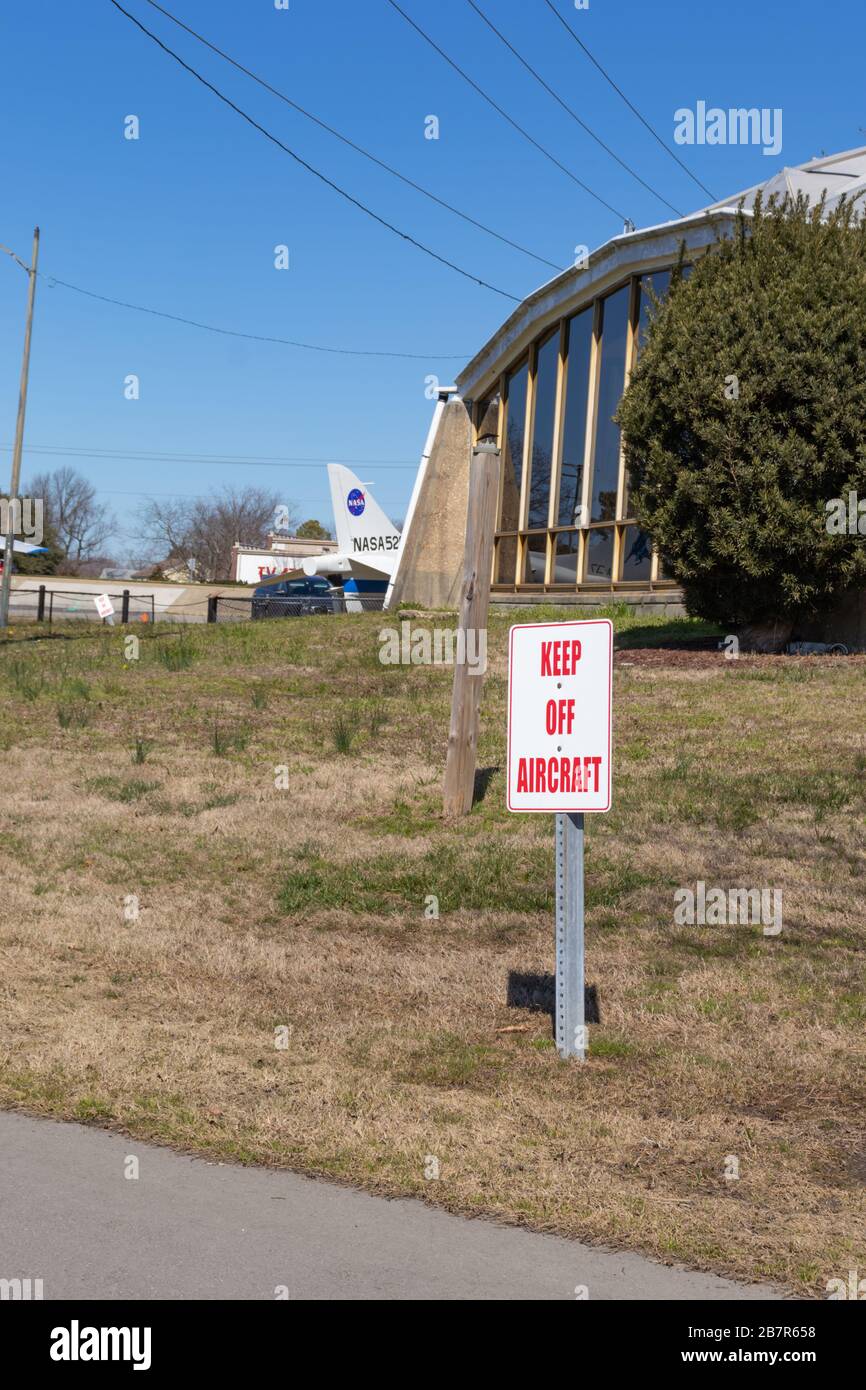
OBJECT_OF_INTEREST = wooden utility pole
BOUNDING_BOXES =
[443,440,500,817]
[0,226,40,631]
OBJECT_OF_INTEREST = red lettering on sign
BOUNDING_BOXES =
[540,639,582,676]
[512,757,608,795]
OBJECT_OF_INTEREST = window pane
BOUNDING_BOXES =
[584,528,615,584]
[590,285,630,521]
[500,363,528,530]
[476,393,500,443]
[552,530,580,584]
[558,307,593,527]
[522,533,547,584]
[620,525,653,581]
[637,271,671,349]
[495,534,518,584]
[526,333,558,529]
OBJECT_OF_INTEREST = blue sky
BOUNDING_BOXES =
[1,0,863,559]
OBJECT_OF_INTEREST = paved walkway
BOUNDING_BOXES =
[0,1111,783,1300]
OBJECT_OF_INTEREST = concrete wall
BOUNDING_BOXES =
[491,590,687,618]
[388,397,472,609]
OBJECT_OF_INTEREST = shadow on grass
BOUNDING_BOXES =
[615,619,722,651]
[472,764,501,805]
[507,971,600,1035]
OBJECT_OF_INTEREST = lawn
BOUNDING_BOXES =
[0,608,864,1295]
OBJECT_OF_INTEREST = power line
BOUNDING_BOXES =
[384,0,630,224]
[539,0,718,201]
[3,443,419,469]
[107,0,522,302]
[87,488,338,501]
[464,0,683,218]
[33,268,468,360]
[139,0,563,274]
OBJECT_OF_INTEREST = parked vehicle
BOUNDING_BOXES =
[251,575,338,620]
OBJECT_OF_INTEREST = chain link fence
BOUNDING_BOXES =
[7,585,156,625]
[209,592,386,622]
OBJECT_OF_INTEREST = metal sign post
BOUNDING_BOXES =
[556,811,585,1060]
[507,619,613,1063]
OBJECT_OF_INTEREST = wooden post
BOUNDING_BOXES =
[443,441,500,817]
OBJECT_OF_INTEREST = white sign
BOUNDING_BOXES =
[507,619,613,813]
[94,593,115,620]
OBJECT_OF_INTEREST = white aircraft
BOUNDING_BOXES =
[301,464,401,608]
[0,539,48,573]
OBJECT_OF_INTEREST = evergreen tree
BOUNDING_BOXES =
[617,195,866,632]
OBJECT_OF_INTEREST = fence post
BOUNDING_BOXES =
[37,584,46,622]
[121,589,130,624]
[207,595,218,624]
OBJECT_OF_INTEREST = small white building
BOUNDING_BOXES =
[231,533,338,585]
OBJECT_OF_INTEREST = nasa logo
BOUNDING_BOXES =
[347,488,366,517]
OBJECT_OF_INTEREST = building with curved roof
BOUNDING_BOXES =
[389,145,866,646]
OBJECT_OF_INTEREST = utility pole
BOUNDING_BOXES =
[0,226,40,630]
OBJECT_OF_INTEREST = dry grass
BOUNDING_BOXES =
[0,610,864,1295]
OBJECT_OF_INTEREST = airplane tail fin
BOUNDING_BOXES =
[327,465,400,568]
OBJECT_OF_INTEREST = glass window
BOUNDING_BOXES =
[526,333,559,529]
[637,271,671,347]
[500,362,528,531]
[476,393,500,443]
[590,285,630,522]
[552,530,580,585]
[558,307,593,527]
[584,528,615,584]
[495,534,518,585]
[620,526,653,581]
[522,533,547,584]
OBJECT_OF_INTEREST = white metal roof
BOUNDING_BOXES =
[701,144,866,218]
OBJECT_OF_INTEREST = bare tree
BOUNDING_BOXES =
[137,486,291,581]
[27,467,116,571]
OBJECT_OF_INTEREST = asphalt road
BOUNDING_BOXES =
[0,1111,783,1301]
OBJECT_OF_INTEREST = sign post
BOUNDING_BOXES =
[507,619,613,1060]
[556,811,586,1059]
